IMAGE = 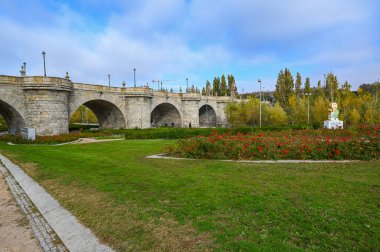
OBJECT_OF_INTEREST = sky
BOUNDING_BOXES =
[0,0,379,92]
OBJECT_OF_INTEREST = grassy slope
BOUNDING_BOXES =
[0,140,379,251]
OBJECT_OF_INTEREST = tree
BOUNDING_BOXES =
[324,73,339,102]
[201,87,206,95]
[205,80,211,95]
[221,74,227,96]
[227,75,236,96]
[274,68,294,109]
[311,96,329,128]
[295,72,302,98]
[267,103,288,126]
[70,105,98,124]
[317,80,323,97]
[212,77,221,96]
[305,77,311,94]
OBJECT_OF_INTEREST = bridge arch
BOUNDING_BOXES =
[0,99,26,134]
[70,99,126,129]
[199,104,217,127]
[151,103,182,127]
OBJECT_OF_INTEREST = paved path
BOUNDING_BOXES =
[0,154,114,252]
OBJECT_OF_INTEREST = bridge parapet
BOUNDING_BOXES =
[123,87,154,97]
[0,75,21,84]
[22,76,73,92]
[74,83,121,93]
[181,93,201,101]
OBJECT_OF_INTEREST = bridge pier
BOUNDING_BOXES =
[181,94,201,128]
[22,77,73,135]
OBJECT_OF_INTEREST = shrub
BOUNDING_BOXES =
[164,125,379,160]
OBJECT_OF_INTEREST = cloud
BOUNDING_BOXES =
[0,0,379,92]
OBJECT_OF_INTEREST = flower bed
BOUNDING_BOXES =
[164,125,379,160]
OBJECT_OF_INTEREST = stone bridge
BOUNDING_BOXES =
[0,75,237,136]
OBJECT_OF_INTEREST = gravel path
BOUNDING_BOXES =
[0,161,67,252]
[0,154,114,252]
[0,167,42,252]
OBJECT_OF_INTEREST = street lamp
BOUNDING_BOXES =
[186,78,189,92]
[42,51,46,76]
[133,68,136,87]
[108,74,110,87]
[258,79,262,127]
[305,92,311,124]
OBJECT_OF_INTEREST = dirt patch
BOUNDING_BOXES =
[0,172,42,252]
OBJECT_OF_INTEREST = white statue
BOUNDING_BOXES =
[324,102,343,129]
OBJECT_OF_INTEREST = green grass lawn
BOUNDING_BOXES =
[0,140,379,251]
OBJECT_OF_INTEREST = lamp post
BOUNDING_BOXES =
[258,79,262,127]
[133,68,136,87]
[186,78,188,92]
[306,92,311,124]
[108,74,110,87]
[42,51,46,77]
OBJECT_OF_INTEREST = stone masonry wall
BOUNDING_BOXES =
[24,90,70,135]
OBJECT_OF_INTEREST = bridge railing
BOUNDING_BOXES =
[0,75,20,84]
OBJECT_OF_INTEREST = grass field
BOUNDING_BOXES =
[0,140,379,251]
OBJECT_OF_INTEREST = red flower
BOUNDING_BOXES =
[329,153,333,157]
[318,147,322,151]
[283,149,288,155]
[335,149,339,155]
[258,146,263,151]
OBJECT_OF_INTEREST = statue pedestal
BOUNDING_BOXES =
[324,120,343,129]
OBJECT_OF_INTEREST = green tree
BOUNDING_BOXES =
[201,87,206,95]
[317,80,323,97]
[70,105,98,124]
[267,103,288,126]
[324,73,339,102]
[311,96,329,128]
[295,72,302,98]
[227,75,236,96]
[221,74,227,96]
[305,77,311,94]
[212,77,221,96]
[205,80,211,95]
[274,68,294,109]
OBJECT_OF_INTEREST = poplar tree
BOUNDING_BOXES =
[227,75,236,96]
[212,77,221,96]
[304,77,311,94]
[295,72,302,98]
[325,73,339,102]
[317,80,323,97]
[274,68,294,109]
[221,74,227,96]
[201,87,206,95]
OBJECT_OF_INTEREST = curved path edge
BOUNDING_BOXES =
[0,153,114,252]
[146,153,360,163]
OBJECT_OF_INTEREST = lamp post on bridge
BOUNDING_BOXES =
[108,74,110,87]
[42,51,46,77]
[133,68,136,87]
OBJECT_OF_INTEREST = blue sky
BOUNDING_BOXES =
[1,0,379,92]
